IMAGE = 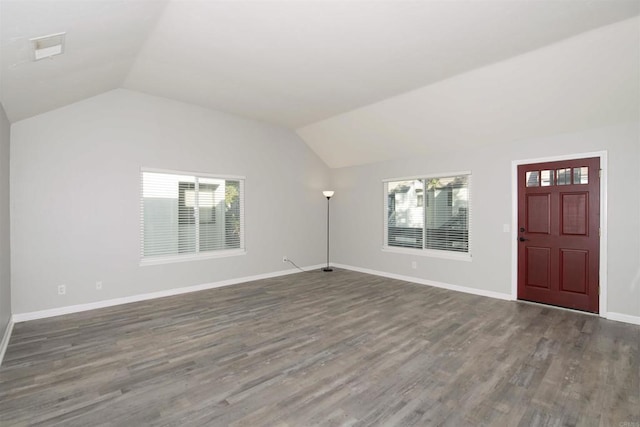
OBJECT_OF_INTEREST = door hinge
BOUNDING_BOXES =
[599,228,601,237]
[599,169,602,178]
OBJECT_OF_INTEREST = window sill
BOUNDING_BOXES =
[382,246,472,262]
[140,249,246,266]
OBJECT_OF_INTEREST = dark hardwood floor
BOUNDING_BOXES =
[1,269,638,426]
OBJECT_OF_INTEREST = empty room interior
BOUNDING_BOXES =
[0,0,639,425]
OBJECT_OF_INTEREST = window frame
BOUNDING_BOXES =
[382,171,472,262]
[140,167,246,266]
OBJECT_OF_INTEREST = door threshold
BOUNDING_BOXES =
[517,299,599,317]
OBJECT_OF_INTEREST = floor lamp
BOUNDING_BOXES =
[322,190,334,272]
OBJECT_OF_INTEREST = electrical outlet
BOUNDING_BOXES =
[96,281,102,290]
[282,256,288,262]
[411,261,417,269]
[58,284,66,295]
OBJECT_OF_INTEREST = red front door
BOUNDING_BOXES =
[517,157,600,313]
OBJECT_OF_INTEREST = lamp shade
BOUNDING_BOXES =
[323,190,335,198]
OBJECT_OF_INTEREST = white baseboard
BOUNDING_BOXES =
[0,318,14,367]
[10,263,639,327]
[606,312,640,326]
[333,263,512,301]
[12,265,324,323]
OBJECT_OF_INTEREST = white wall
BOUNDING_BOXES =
[0,102,10,335]
[10,89,330,314]
[330,122,640,319]
[7,17,640,323]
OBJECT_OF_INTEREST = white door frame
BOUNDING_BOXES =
[511,151,608,317]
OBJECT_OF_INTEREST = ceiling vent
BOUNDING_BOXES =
[30,32,66,61]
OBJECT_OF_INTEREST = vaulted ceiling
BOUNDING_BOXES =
[1,0,639,167]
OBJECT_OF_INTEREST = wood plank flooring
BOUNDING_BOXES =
[1,269,638,426]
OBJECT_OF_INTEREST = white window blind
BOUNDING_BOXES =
[384,174,470,255]
[141,169,244,263]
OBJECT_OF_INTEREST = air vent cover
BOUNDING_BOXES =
[30,33,66,61]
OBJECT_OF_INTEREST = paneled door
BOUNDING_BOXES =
[517,157,600,313]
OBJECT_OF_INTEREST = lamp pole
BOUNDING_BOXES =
[322,191,334,272]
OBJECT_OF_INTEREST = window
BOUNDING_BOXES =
[526,166,588,187]
[384,173,471,258]
[141,169,244,264]
[416,188,424,207]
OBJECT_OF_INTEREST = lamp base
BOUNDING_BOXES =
[322,267,333,272]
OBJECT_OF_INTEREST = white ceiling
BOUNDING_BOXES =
[1,0,639,166]
[0,0,168,123]
[298,16,640,168]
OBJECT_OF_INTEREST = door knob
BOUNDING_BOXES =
[519,237,529,242]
